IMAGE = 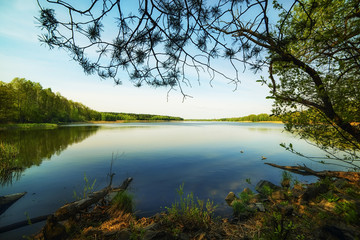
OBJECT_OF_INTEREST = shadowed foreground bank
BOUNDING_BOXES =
[24,170,360,240]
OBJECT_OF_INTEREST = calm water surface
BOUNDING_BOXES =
[0,122,339,238]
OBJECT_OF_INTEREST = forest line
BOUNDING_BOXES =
[0,78,183,124]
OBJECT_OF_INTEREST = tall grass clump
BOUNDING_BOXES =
[111,191,134,213]
[73,173,97,200]
[165,183,216,231]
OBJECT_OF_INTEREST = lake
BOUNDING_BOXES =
[0,121,340,238]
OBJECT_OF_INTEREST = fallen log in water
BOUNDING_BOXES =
[0,192,27,216]
[0,215,49,234]
[265,162,360,183]
[0,177,132,234]
[53,177,132,221]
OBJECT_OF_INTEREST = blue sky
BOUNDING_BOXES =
[0,0,274,119]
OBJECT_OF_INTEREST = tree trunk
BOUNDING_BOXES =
[265,163,360,183]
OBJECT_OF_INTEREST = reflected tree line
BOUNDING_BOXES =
[0,126,99,186]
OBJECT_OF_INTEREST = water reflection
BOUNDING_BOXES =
[0,122,332,239]
[0,126,99,186]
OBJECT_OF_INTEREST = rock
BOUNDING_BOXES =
[256,180,281,195]
[255,202,265,212]
[225,192,238,205]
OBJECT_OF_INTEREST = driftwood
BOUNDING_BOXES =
[0,192,27,216]
[41,177,133,239]
[53,177,132,221]
[265,163,360,183]
[0,215,49,233]
[0,177,132,234]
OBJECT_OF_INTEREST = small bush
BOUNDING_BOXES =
[232,201,248,216]
[232,191,255,217]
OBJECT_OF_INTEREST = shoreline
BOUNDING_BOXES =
[0,120,284,130]
[29,175,360,240]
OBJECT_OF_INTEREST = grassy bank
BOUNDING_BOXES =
[31,175,360,239]
[0,123,58,130]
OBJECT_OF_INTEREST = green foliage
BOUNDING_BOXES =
[281,171,292,182]
[232,190,255,217]
[100,112,183,121]
[165,183,216,231]
[232,201,249,217]
[73,173,97,200]
[334,201,360,224]
[0,78,183,124]
[111,191,134,213]
[0,78,102,123]
[262,185,274,197]
[260,211,297,240]
[320,192,339,203]
[239,191,253,205]
[220,113,281,122]
[269,0,360,165]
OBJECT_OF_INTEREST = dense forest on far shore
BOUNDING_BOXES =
[0,78,183,123]
[100,112,183,121]
[219,114,281,122]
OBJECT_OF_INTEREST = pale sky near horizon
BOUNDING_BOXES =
[0,0,274,119]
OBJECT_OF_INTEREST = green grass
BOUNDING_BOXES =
[73,173,97,200]
[0,123,58,130]
[111,191,134,213]
[164,183,216,231]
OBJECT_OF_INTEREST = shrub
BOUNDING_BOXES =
[165,183,216,231]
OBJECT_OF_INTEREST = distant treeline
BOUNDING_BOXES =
[0,78,183,123]
[101,112,183,121]
[219,113,281,122]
